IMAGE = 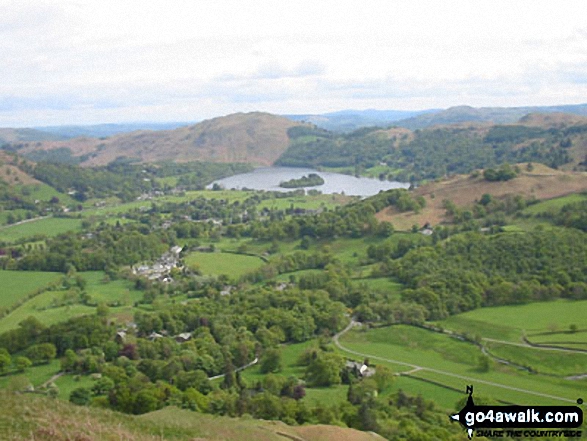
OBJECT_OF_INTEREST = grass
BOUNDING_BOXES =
[256,193,351,211]
[0,391,384,441]
[438,299,587,343]
[55,374,96,400]
[0,271,144,333]
[388,375,465,410]
[522,193,587,216]
[337,325,582,407]
[484,341,587,376]
[350,277,403,301]
[17,183,76,205]
[0,270,61,309]
[184,251,265,278]
[0,217,83,242]
[528,331,587,350]
[0,360,61,390]
[240,340,352,406]
[80,271,144,306]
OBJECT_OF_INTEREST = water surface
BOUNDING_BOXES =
[208,167,409,197]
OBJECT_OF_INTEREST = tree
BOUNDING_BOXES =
[305,351,344,387]
[69,387,92,406]
[0,348,11,374]
[260,348,282,374]
[61,349,78,372]
[25,343,57,365]
[92,377,115,395]
[14,356,32,372]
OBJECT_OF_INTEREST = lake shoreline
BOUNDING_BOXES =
[208,166,409,197]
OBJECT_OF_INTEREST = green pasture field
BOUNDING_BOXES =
[184,252,265,278]
[0,270,61,309]
[407,369,582,406]
[240,339,352,406]
[0,290,96,333]
[55,374,96,400]
[0,217,83,242]
[438,299,587,342]
[388,375,465,410]
[0,209,29,226]
[241,339,315,384]
[81,271,144,306]
[0,359,61,390]
[522,193,587,216]
[81,190,254,219]
[0,271,144,332]
[17,183,76,206]
[337,325,582,407]
[256,193,351,211]
[351,277,403,295]
[528,331,587,350]
[485,341,587,376]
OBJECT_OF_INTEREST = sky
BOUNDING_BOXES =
[1,0,587,127]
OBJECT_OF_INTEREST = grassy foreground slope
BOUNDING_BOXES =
[0,392,384,441]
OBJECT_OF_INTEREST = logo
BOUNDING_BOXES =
[450,386,584,439]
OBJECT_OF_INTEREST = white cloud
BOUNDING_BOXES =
[0,0,586,126]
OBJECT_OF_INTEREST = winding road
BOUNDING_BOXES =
[333,320,577,404]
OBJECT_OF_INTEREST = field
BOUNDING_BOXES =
[522,192,587,215]
[0,271,143,333]
[438,299,587,342]
[0,359,61,390]
[256,193,352,211]
[240,339,351,407]
[184,251,265,278]
[336,325,583,408]
[0,217,83,242]
[0,270,61,309]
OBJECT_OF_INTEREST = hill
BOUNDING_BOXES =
[0,151,40,185]
[286,109,435,132]
[0,128,64,144]
[395,103,587,130]
[277,112,587,180]
[33,122,193,139]
[0,392,384,441]
[8,113,306,167]
[376,164,587,230]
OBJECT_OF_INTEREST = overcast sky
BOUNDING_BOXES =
[1,0,587,127]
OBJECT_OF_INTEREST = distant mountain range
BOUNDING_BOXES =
[393,103,587,130]
[3,112,304,167]
[2,103,587,144]
[33,122,194,139]
[286,109,437,132]
[288,103,587,131]
[2,104,587,169]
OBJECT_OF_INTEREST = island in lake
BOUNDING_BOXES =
[279,173,325,188]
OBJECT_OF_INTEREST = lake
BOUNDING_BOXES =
[208,167,409,197]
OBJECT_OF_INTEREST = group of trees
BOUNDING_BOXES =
[17,161,252,202]
[390,229,587,319]
[277,122,580,181]
[279,173,325,188]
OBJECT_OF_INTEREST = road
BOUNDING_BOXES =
[208,357,259,381]
[333,320,577,404]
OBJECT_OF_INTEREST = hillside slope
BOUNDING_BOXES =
[376,164,587,230]
[11,113,306,167]
[0,392,384,441]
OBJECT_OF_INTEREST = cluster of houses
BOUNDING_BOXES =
[131,245,183,282]
[115,326,193,345]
